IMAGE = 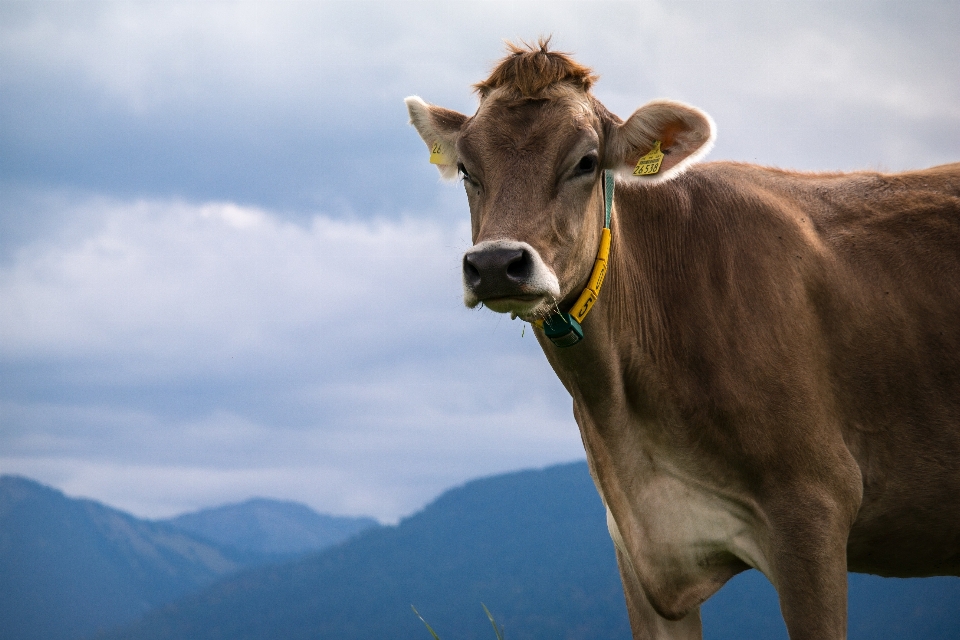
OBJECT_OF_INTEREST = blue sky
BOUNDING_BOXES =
[1,1,958,522]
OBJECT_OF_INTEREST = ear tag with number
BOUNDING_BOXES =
[633,140,664,176]
[429,141,452,165]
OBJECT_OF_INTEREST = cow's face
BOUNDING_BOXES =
[406,87,714,323]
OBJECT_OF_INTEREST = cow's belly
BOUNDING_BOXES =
[843,424,960,577]
[605,470,770,615]
[847,493,960,576]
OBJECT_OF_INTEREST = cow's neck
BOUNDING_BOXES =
[537,177,686,472]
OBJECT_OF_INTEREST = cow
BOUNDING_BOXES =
[405,39,960,639]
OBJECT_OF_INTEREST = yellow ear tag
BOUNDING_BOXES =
[633,140,664,176]
[429,141,451,165]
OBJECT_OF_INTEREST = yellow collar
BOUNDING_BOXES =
[534,170,614,347]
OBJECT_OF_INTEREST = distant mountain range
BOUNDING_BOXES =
[3,466,960,640]
[99,462,632,640]
[0,475,377,640]
[160,498,378,556]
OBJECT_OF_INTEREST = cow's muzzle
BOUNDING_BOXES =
[462,240,560,315]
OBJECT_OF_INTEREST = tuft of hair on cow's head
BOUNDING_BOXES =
[472,37,599,100]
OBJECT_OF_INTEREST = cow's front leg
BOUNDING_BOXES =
[766,482,861,640]
[614,547,702,640]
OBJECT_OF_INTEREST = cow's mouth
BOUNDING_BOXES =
[479,294,549,317]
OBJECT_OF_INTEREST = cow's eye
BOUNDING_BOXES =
[574,154,598,177]
[458,162,477,186]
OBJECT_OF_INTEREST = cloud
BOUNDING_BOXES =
[0,195,578,520]
[2,1,957,214]
[0,2,323,115]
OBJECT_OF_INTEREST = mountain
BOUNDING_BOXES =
[0,475,381,640]
[100,462,631,640]
[160,498,378,556]
[0,475,266,640]
[101,461,960,640]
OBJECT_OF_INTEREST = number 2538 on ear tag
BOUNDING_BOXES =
[429,142,451,165]
[633,140,664,176]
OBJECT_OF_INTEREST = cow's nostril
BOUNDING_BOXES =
[506,249,533,281]
[463,245,534,298]
[463,255,482,288]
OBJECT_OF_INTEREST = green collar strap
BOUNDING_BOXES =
[535,170,614,347]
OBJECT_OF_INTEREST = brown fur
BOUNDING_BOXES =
[473,38,599,99]
[407,43,960,640]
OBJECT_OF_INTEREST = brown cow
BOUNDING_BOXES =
[406,40,960,639]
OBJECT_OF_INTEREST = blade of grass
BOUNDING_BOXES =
[481,603,505,640]
[411,605,442,640]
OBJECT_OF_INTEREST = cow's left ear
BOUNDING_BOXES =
[405,96,468,181]
[605,100,715,184]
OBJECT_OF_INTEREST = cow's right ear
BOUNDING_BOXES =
[405,96,468,181]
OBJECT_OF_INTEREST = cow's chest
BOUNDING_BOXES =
[567,373,772,605]
[599,457,771,609]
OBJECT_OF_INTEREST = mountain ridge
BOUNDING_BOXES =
[0,474,379,640]
[99,462,631,640]
[0,475,262,640]
[160,496,378,556]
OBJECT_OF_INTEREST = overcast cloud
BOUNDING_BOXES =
[1,1,958,521]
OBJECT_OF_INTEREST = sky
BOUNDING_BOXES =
[1,0,958,523]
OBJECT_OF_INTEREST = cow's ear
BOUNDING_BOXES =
[405,96,468,181]
[606,100,715,184]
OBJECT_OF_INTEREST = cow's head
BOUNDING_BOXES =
[406,40,714,324]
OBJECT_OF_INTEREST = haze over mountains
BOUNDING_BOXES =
[3,465,960,640]
[161,498,378,557]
